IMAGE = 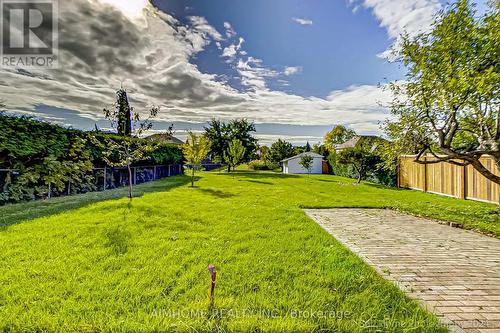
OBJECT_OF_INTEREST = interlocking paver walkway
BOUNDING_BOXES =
[305,208,500,333]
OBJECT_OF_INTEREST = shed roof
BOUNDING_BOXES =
[281,152,323,162]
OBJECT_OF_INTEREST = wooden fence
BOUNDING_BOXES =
[398,155,499,204]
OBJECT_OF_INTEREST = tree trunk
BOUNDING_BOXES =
[227,165,231,173]
[127,164,133,199]
[352,164,362,183]
[191,166,195,187]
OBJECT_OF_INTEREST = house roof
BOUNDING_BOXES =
[334,135,387,151]
[281,152,323,162]
[145,133,184,145]
[335,136,362,150]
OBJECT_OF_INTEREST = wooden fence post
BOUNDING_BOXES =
[153,166,157,180]
[103,167,107,191]
[397,158,401,189]
[461,162,467,200]
[423,156,428,193]
[133,167,137,185]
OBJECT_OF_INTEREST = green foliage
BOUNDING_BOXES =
[299,155,314,175]
[0,114,182,204]
[313,143,330,158]
[293,142,314,155]
[148,144,182,165]
[258,145,271,162]
[224,139,246,172]
[182,132,211,186]
[269,139,295,164]
[204,118,258,163]
[103,88,133,136]
[248,159,278,171]
[385,0,500,183]
[329,137,395,185]
[337,148,381,183]
[324,125,356,150]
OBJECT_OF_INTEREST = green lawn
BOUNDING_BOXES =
[0,171,498,332]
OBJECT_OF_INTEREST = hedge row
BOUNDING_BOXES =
[0,114,182,203]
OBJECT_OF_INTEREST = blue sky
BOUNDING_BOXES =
[0,0,491,145]
[156,0,404,97]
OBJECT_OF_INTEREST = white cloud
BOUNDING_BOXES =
[223,21,237,38]
[95,0,148,20]
[0,0,393,140]
[222,37,245,62]
[292,17,313,25]
[236,57,280,91]
[284,66,302,76]
[187,16,223,41]
[350,0,440,59]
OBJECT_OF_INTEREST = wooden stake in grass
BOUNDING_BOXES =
[207,264,217,305]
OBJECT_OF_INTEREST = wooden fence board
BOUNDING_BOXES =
[399,155,499,204]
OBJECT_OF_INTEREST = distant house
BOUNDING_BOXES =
[145,133,184,145]
[334,135,387,153]
[281,152,324,174]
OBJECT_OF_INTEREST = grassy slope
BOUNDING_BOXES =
[0,171,497,332]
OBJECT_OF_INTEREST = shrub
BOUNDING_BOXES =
[248,160,278,171]
[0,114,183,204]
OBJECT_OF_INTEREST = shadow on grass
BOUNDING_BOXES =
[244,179,274,185]
[316,179,340,183]
[216,170,300,180]
[0,174,191,230]
[363,182,402,191]
[199,188,236,198]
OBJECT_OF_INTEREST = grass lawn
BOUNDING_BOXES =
[1,171,498,332]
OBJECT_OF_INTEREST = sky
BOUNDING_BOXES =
[0,0,490,145]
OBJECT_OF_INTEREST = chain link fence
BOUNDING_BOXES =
[0,164,183,204]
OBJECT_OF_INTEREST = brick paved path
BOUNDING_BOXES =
[305,208,500,333]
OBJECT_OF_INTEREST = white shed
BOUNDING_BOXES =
[281,152,324,174]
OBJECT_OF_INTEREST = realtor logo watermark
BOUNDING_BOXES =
[0,0,58,68]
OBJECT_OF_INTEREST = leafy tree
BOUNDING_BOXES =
[305,142,312,152]
[113,88,133,136]
[259,145,271,162]
[337,147,380,183]
[224,139,246,172]
[97,88,160,199]
[313,143,330,158]
[227,119,258,161]
[204,119,228,163]
[385,0,500,185]
[269,139,295,164]
[324,125,356,150]
[204,118,258,171]
[182,132,211,187]
[299,155,314,177]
